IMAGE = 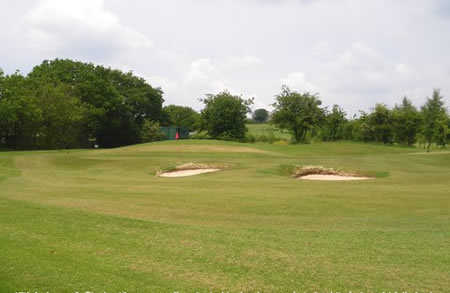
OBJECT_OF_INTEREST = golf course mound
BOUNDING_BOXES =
[158,162,222,178]
[294,166,371,181]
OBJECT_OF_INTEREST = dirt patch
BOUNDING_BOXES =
[293,166,372,181]
[158,162,224,178]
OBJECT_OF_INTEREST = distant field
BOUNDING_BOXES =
[246,123,292,140]
[0,140,449,292]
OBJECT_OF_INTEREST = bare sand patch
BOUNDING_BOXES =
[299,174,370,181]
[294,166,372,181]
[159,168,220,178]
[158,162,224,178]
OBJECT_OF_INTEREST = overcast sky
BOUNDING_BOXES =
[1,0,450,114]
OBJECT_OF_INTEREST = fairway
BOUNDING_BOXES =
[0,140,449,292]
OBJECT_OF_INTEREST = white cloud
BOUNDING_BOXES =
[184,56,263,94]
[221,56,263,71]
[281,72,319,93]
[278,41,448,114]
[23,0,152,59]
[185,58,217,86]
[145,75,177,92]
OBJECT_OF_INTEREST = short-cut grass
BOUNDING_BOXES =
[0,140,449,292]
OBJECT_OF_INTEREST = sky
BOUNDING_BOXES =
[1,0,450,115]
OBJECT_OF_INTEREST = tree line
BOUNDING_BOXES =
[0,59,165,149]
[271,86,448,150]
[194,86,448,150]
[1,59,448,150]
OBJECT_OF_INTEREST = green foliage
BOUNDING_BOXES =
[421,89,448,151]
[252,108,269,123]
[321,105,347,141]
[0,72,41,149]
[245,132,279,144]
[367,104,394,144]
[349,106,394,145]
[34,83,89,149]
[140,120,165,143]
[392,97,422,146]
[200,91,253,140]
[271,86,324,143]
[27,59,164,148]
[0,59,164,149]
[189,131,211,140]
[1,60,448,149]
[162,105,200,131]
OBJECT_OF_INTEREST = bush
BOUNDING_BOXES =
[189,131,211,140]
[140,120,165,142]
[244,132,288,144]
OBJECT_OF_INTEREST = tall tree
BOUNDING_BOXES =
[252,108,269,123]
[34,83,88,149]
[0,72,41,149]
[321,105,347,141]
[162,105,200,131]
[421,89,448,151]
[367,104,393,144]
[392,97,422,146]
[271,86,324,143]
[27,59,164,147]
[200,91,253,140]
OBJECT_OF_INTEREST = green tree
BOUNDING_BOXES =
[27,59,164,148]
[200,91,253,140]
[367,104,393,144]
[271,86,324,143]
[252,108,269,123]
[162,105,200,131]
[140,120,165,142]
[321,105,347,141]
[434,114,448,148]
[421,89,448,151]
[0,72,41,149]
[350,112,373,142]
[392,97,422,146]
[34,83,88,149]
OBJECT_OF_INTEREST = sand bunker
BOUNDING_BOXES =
[299,174,370,181]
[294,166,372,181]
[158,162,223,178]
[159,168,220,177]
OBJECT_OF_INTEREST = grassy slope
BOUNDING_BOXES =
[0,140,449,292]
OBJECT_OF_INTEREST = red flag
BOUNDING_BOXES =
[175,131,180,140]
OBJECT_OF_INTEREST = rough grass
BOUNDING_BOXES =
[0,140,449,292]
[246,123,292,141]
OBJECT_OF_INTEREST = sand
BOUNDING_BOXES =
[299,174,371,181]
[159,168,220,178]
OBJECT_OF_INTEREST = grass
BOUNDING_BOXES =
[0,140,449,292]
[246,123,292,141]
